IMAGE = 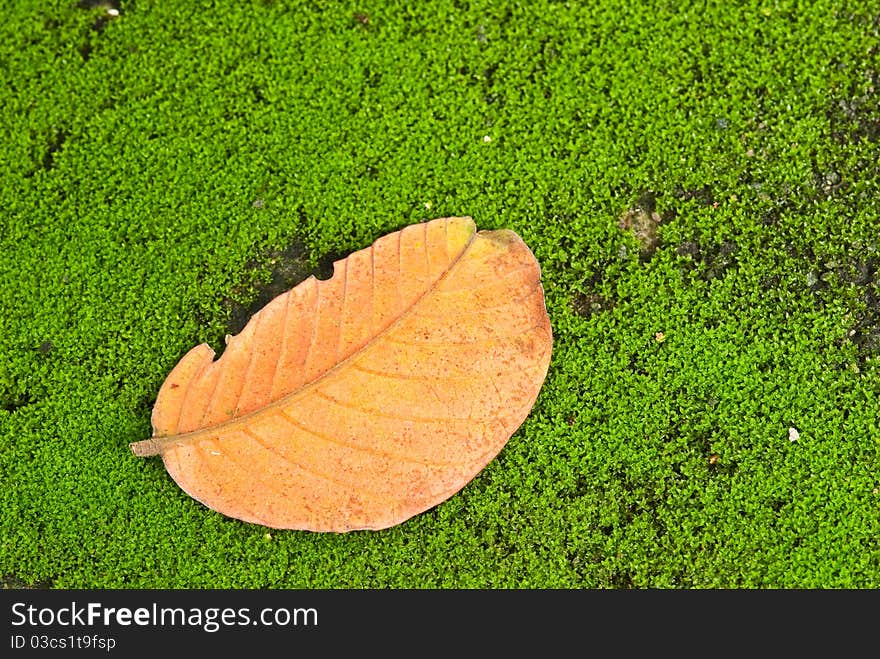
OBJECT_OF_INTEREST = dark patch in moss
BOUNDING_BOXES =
[799,246,880,365]
[852,258,877,287]
[673,184,715,207]
[314,250,346,281]
[569,251,620,318]
[707,458,738,477]
[675,240,700,259]
[566,475,591,499]
[759,198,795,227]
[635,189,658,214]
[828,68,880,144]
[251,85,267,105]
[224,242,314,337]
[675,239,739,281]
[136,393,155,416]
[76,0,122,45]
[29,129,68,174]
[608,569,636,588]
[570,291,615,318]
[627,352,648,376]
[567,548,602,578]
[482,62,500,87]
[805,248,876,293]
[363,66,382,88]
[222,241,340,341]
[78,41,92,61]
[1,390,33,413]
[811,164,846,199]
[484,90,504,107]
[849,285,880,365]
[2,574,53,589]
[618,192,662,259]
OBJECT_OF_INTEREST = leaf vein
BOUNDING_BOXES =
[301,277,320,382]
[239,427,358,490]
[313,389,493,424]
[274,408,453,467]
[413,280,542,318]
[382,322,547,346]
[269,282,294,399]
[232,311,261,417]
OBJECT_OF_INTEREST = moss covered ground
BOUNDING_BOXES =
[1,0,879,588]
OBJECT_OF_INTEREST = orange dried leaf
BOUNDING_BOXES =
[131,217,552,531]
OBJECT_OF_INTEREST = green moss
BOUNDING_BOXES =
[1,0,878,588]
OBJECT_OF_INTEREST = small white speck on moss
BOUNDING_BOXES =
[107,8,120,17]
[788,427,800,442]
[482,135,491,143]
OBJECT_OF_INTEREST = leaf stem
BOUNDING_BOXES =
[129,438,164,457]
